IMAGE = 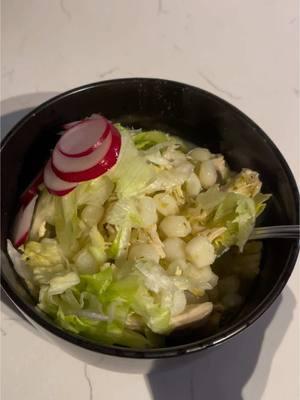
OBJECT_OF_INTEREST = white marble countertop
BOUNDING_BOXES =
[1,1,299,399]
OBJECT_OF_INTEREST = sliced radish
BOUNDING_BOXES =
[44,160,77,196]
[52,127,121,183]
[13,195,38,247]
[59,117,109,158]
[53,131,112,175]
[20,171,43,207]
[63,120,81,130]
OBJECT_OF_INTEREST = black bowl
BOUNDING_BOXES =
[1,78,299,373]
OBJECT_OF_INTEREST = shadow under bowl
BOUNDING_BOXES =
[1,78,299,373]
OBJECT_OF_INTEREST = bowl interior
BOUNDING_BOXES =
[1,78,299,356]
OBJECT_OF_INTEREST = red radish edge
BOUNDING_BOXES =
[53,132,112,174]
[59,117,109,158]
[14,231,30,249]
[47,187,75,196]
[20,171,43,207]
[51,126,121,183]
[44,160,77,196]
[13,195,38,247]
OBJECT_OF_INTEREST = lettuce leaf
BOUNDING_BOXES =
[6,239,37,295]
[105,199,143,259]
[20,239,71,286]
[22,238,66,269]
[54,191,80,257]
[191,184,270,252]
[77,267,171,335]
[74,175,114,207]
[80,268,114,297]
[55,308,152,348]
[196,186,226,211]
[134,259,186,320]
[145,162,193,194]
[132,130,172,150]
[131,285,170,334]
[30,177,113,260]
[37,266,166,346]
[107,222,132,260]
[87,226,106,264]
[48,272,80,296]
[225,168,263,198]
[30,189,56,241]
[254,192,272,217]
[105,199,142,227]
[108,128,155,198]
[211,193,256,251]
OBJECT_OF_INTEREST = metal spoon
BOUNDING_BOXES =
[249,225,300,240]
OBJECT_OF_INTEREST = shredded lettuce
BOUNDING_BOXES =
[8,122,271,349]
[134,259,187,318]
[75,175,114,207]
[37,265,167,345]
[108,129,155,198]
[225,168,262,198]
[210,192,256,251]
[186,184,270,253]
[20,239,69,286]
[105,199,143,259]
[254,192,272,217]
[30,188,56,241]
[132,130,172,150]
[105,199,142,227]
[145,162,193,194]
[54,191,80,257]
[87,226,106,264]
[56,309,152,348]
[22,239,66,269]
[196,186,226,210]
[48,272,80,296]
[6,239,37,295]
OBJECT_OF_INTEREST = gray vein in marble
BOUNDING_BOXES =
[1,69,14,81]
[158,0,168,15]
[18,34,28,53]
[293,88,299,97]
[0,327,7,336]
[173,43,182,52]
[197,70,242,100]
[289,17,297,24]
[60,0,72,21]
[3,317,19,321]
[84,364,93,400]
[158,0,162,14]
[98,68,118,79]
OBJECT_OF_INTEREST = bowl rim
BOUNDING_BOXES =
[1,77,299,359]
